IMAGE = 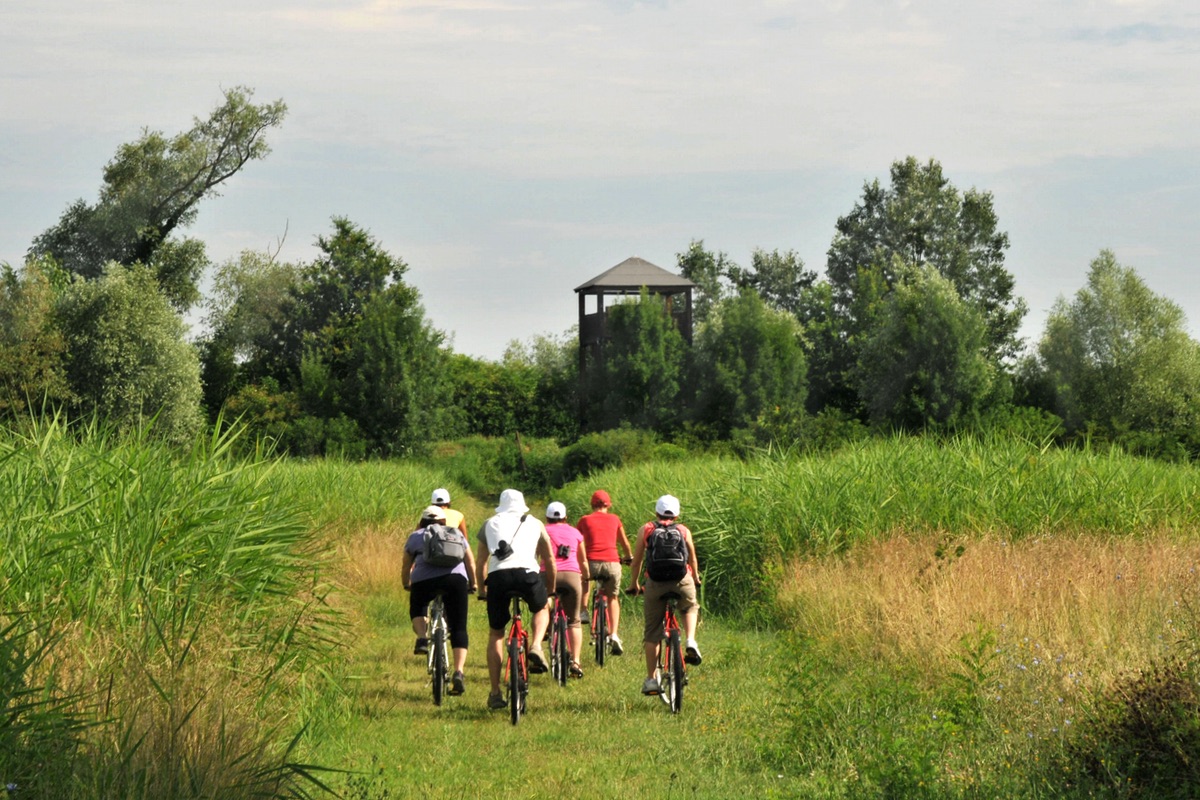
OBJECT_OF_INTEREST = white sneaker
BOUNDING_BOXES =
[685,639,702,665]
[610,634,624,656]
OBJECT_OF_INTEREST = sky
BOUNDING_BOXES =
[2,0,1199,361]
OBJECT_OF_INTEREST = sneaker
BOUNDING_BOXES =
[609,634,624,656]
[449,671,465,696]
[487,690,506,710]
[641,676,661,696]
[685,640,702,666]
[569,662,584,679]
[527,649,549,674]
[414,638,429,656]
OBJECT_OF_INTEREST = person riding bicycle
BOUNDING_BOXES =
[430,487,468,538]
[626,494,702,696]
[402,505,477,696]
[577,489,633,655]
[475,489,557,710]
[544,501,590,679]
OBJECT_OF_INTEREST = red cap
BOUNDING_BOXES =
[590,490,612,508]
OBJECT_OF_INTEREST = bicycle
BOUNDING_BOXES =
[549,590,571,687]
[426,592,451,706]
[589,585,610,667]
[502,591,530,725]
[627,587,687,713]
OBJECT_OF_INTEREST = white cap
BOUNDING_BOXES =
[420,505,447,523]
[431,488,451,504]
[655,494,681,518]
[495,488,529,515]
[545,501,567,520]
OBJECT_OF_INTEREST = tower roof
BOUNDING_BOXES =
[574,257,696,293]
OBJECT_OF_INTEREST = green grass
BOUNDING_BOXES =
[314,598,817,800]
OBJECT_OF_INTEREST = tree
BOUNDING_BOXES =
[676,240,736,325]
[0,257,73,416]
[827,157,1026,363]
[199,249,301,416]
[30,86,286,310]
[728,248,816,316]
[53,263,204,444]
[856,262,998,430]
[593,290,687,432]
[222,218,445,457]
[692,289,807,439]
[1036,250,1200,452]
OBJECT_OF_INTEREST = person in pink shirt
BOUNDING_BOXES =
[544,501,590,678]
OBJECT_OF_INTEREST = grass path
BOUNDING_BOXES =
[312,590,815,800]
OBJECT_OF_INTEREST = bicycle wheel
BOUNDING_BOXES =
[508,634,522,725]
[431,627,447,706]
[593,594,608,667]
[552,612,569,686]
[666,629,684,713]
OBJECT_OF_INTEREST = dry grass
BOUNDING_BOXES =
[777,531,1200,685]
[333,524,409,596]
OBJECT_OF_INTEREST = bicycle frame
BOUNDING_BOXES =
[503,593,529,725]
[656,593,686,713]
[550,591,570,686]
[590,586,611,667]
[427,593,451,706]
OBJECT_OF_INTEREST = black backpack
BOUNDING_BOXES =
[422,523,467,567]
[646,523,688,581]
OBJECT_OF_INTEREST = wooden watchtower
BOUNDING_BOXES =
[574,256,696,380]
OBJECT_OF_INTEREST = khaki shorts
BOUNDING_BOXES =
[642,574,697,643]
[554,572,583,625]
[588,561,622,594]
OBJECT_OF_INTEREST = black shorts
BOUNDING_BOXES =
[485,569,548,632]
[410,573,470,649]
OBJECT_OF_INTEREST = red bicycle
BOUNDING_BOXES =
[549,589,571,687]
[502,592,529,724]
[627,587,687,713]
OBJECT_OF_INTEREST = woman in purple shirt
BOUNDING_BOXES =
[544,501,590,678]
[402,505,477,696]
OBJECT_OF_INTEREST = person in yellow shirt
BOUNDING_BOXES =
[431,488,467,537]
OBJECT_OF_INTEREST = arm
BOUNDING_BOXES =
[686,528,701,585]
[536,531,557,593]
[617,521,633,563]
[626,528,647,592]
[576,540,590,582]
[463,534,477,592]
[401,546,416,591]
[474,539,490,597]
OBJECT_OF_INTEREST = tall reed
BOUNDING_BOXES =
[0,414,340,798]
[560,433,1200,615]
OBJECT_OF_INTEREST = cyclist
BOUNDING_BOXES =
[626,494,702,696]
[577,489,633,655]
[475,489,557,710]
[544,501,590,678]
[430,487,468,538]
[402,505,476,696]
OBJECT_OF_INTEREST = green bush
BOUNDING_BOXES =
[1054,658,1200,797]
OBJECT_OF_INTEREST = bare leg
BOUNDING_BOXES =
[453,647,468,673]
[643,641,658,681]
[487,629,504,693]
[529,607,550,651]
[411,616,428,638]
[683,609,698,641]
[569,625,583,661]
[608,592,621,638]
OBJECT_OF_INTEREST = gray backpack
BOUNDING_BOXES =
[422,524,466,567]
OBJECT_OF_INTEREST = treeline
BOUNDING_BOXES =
[4,88,1200,462]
